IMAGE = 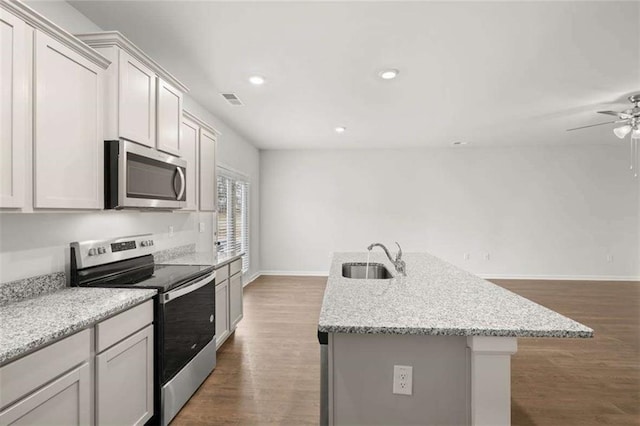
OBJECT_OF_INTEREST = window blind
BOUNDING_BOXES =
[217,171,249,273]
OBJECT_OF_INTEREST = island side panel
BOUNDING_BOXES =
[466,336,518,426]
[330,333,469,426]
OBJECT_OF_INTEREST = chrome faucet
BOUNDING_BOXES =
[367,242,406,276]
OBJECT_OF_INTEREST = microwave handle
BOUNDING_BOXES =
[172,169,180,197]
[176,167,186,200]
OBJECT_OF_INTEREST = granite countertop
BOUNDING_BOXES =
[318,252,593,338]
[160,251,244,269]
[0,287,156,365]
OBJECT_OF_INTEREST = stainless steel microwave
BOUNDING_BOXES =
[105,140,187,209]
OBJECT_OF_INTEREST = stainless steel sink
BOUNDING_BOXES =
[342,262,393,279]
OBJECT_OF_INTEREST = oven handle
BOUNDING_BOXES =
[176,167,186,200]
[160,271,215,304]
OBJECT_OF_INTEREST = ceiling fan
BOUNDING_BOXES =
[567,94,640,177]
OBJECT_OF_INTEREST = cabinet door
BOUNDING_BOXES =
[199,129,217,212]
[229,273,244,330]
[0,363,90,425]
[215,280,230,349]
[118,49,156,147]
[33,31,103,209]
[157,78,183,156]
[0,10,26,208]
[96,325,154,426]
[181,117,199,211]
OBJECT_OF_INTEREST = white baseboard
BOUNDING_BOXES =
[243,272,262,287]
[259,270,329,277]
[251,271,638,282]
[480,274,639,282]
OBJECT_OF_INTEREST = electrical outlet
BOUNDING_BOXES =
[393,365,413,396]
[199,222,205,233]
[168,226,174,238]
[484,253,491,261]
[464,253,470,261]
[606,255,613,263]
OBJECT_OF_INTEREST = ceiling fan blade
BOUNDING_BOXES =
[598,110,633,119]
[597,110,621,116]
[566,120,619,131]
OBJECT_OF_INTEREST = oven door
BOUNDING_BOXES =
[108,140,187,209]
[159,272,216,384]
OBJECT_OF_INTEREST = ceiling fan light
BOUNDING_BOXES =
[613,125,632,139]
[632,128,640,140]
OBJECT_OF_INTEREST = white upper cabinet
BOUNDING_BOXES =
[199,128,218,212]
[181,116,199,211]
[0,2,110,211]
[76,32,189,156]
[157,78,183,156]
[0,9,26,208]
[119,50,156,148]
[33,31,104,209]
[183,110,220,212]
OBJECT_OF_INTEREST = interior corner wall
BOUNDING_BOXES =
[182,97,261,281]
[259,144,640,280]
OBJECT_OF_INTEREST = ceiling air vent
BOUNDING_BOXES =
[221,93,243,106]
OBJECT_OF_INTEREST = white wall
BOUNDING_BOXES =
[182,97,261,280]
[0,1,261,283]
[260,145,639,280]
[0,211,200,282]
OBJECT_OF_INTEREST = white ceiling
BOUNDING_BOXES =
[69,1,640,150]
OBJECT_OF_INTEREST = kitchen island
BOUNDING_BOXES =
[318,252,593,426]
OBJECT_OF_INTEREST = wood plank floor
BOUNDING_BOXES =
[172,276,639,426]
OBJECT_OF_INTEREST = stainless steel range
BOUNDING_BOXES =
[70,234,216,425]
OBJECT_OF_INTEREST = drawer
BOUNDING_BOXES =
[216,264,229,282]
[0,329,90,410]
[230,258,242,276]
[0,362,91,425]
[96,300,153,353]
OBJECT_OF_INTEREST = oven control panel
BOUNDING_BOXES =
[71,234,156,268]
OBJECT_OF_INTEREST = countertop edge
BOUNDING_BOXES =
[214,253,244,269]
[319,252,595,339]
[317,325,594,339]
[0,290,156,366]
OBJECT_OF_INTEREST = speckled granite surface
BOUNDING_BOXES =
[0,272,66,306]
[160,251,244,269]
[153,244,196,264]
[0,287,156,365]
[318,252,593,338]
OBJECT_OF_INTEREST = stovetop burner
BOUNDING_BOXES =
[109,264,215,292]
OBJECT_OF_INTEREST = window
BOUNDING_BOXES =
[217,170,249,273]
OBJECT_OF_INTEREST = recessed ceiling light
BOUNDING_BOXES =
[379,69,399,80]
[248,75,265,85]
[335,126,346,134]
[452,141,468,145]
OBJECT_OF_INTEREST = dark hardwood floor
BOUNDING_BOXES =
[172,276,639,426]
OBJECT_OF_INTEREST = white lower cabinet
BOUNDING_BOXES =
[229,273,244,330]
[215,279,230,349]
[0,363,91,426]
[96,325,154,426]
[0,300,154,426]
[215,258,244,350]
